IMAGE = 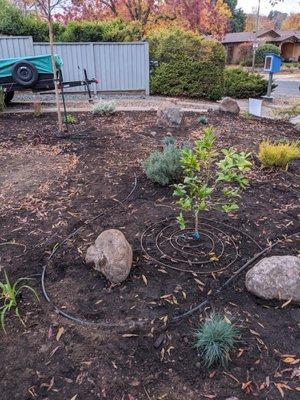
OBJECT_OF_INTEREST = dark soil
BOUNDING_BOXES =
[0,111,299,400]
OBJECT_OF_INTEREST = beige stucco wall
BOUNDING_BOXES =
[281,42,300,61]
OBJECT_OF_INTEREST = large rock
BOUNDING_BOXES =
[290,115,300,132]
[85,229,133,283]
[245,256,300,303]
[157,106,183,128]
[218,97,240,114]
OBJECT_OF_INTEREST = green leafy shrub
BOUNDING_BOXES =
[195,313,240,368]
[258,141,300,168]
[0,271,39,333]
[255,43,281,66]
[148,28,225,101]
[59,19,142,42]
[64,114,77,124]
[173,127,251,236]
[224,68,272,98]
[92,101,116,116]
[144,137,184,186]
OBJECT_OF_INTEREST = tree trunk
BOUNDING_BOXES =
[48,16,63,132]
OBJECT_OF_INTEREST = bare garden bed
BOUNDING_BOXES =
[0,111,299,400]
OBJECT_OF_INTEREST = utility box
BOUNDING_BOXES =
[263,53,281,73]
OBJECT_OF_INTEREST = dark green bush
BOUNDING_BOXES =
[224,68,271,98]
[255,43,281,66]
[59,19,143,42]
[148,28,225,101]
[144,137,184,186]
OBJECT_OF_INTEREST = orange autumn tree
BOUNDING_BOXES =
[282,13,300,30]
[159,0,231,38]
[58,0,231,38]
[245,14,274,32]
[58,0,158,25]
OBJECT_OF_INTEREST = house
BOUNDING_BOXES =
[222,29,300,64]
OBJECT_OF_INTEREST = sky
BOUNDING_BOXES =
[237,0,300,15]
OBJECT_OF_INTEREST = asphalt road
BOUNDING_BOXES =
[273,79,300,98]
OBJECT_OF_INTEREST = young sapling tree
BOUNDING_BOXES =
[173,127,251,239]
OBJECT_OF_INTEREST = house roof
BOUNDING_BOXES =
[222,30,300,44]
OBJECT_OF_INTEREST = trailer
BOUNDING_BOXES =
[0,54,97,104]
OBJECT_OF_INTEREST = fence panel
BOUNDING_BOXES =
[34,41,149,94]
[0,38,149,94]
[0,36,34,59]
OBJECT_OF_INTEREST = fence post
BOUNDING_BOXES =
[145,41,150,96]
[90,43,98,95]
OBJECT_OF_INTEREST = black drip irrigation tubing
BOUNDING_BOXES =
[172,230,300,322]
[41,173,138,325]
[40,172,299,327]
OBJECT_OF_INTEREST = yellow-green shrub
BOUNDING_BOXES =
[258,141,300,167]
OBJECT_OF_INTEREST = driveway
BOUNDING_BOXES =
[273,79,300,97]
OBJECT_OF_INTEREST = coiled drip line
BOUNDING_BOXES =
[141,217,263,275]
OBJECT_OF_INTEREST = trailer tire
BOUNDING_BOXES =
[4,91,14,105]
[12,61,38,87]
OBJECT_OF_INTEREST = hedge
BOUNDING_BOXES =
[59,19,143,42]
[224,68,271,98]
[148,28,226,101]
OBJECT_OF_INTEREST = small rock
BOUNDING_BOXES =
[245,255,300,303]
[290,115,300,132]
[195,361,201,368]
[85,229,133,284]
[218,97,240,114]
[150,131,157,137]
[157,106,183,128]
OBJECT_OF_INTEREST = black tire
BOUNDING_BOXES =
[12,61,38,87]
[4,91,14,105]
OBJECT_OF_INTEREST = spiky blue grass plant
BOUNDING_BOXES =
[198,115,208,125]
[194,313,240,368]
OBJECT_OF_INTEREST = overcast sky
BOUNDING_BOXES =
[237,0,300,15]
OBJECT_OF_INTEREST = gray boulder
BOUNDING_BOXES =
[218,97,240,114]
[157,106,183,128]
[290,115,300,132]
[245,255,300,303]
[85,229,133,283]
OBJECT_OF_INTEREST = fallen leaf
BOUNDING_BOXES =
[283,357,300,365]
[281,298,292,308]
[142,275,148,285]
[56,327,65,341]
[122,334,139,337]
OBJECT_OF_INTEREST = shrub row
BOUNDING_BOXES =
[223,68,270,98]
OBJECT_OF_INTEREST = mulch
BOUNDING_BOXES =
[0,111,299,400]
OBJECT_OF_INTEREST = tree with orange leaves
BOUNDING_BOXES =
[281,13,300,30]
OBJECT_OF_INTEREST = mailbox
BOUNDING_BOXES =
[264,53,281,73]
